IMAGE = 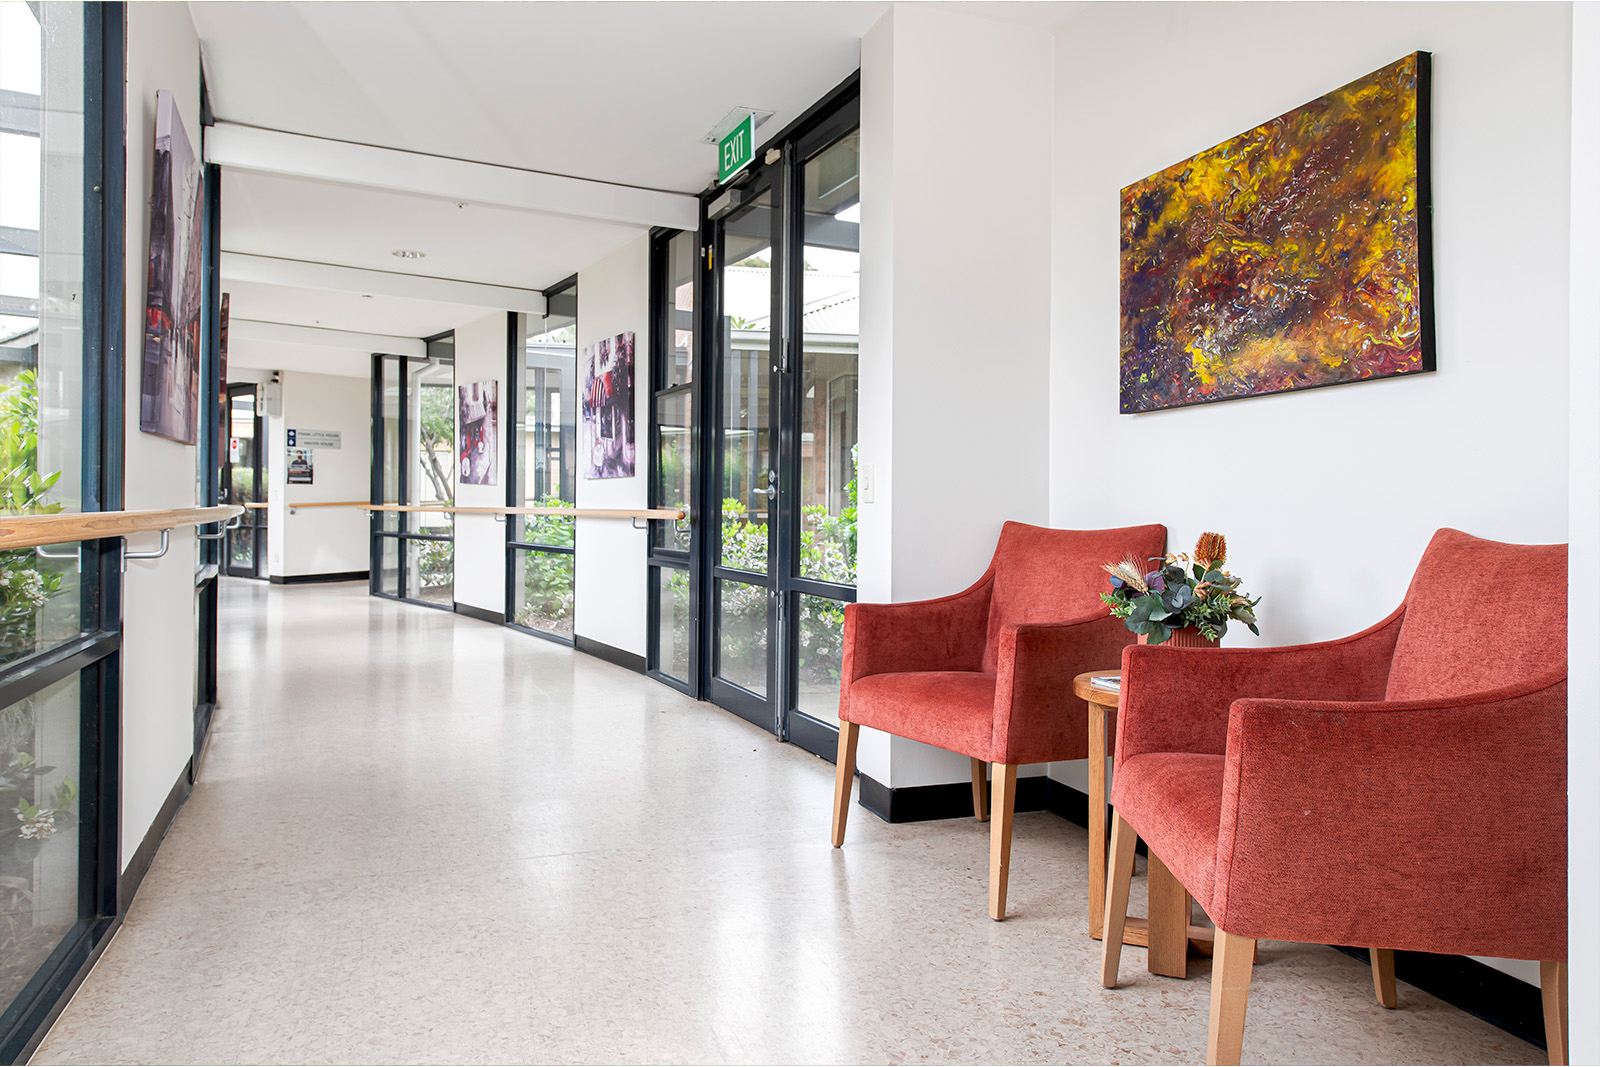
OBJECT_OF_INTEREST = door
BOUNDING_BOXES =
[699,96,861,756]
[224,384,264,577]
[706,170,781,728]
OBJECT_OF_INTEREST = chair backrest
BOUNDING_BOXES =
[981,521,1167,673]
[1386,528,1568,702]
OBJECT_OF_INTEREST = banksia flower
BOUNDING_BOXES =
[1194,531,1227,567]
[1102,559,1148,594]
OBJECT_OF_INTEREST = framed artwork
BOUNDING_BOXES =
[457,379,498,486]
[1120,52,1433,413]
[582,332,636,479]
[139,89,205,443]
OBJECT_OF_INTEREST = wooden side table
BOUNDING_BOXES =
[1074,670,1214,979]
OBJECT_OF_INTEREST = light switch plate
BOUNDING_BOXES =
[858,464,875,503]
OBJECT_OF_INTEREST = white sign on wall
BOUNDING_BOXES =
[287,428,341,450]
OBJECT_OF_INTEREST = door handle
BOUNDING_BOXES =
[750,469,778,497]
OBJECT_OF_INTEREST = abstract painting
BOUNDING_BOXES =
[1120,52,1433,414]
[140,90,205,443]
[582,332,636,479]
[457,379,498,486]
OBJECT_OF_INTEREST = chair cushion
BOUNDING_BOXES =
[1386,528,1568,702]
[1110,752,1226,910]
[982,521,1166,673]
[845,671,998,760]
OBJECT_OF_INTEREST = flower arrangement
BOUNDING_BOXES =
[1101,532,1261,645]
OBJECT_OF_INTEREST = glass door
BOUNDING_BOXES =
[370,339,455,609]
[706,171,780,728]
[223,384,263,577]
[694,94,860,757]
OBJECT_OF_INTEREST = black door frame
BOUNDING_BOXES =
[222,381,264,578]
[684,74,861,758]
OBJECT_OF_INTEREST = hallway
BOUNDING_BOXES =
[32,582,1538,1065]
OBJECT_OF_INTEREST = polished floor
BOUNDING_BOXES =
[34,581,1540,1065]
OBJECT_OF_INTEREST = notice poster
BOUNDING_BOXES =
[287,448,314,485]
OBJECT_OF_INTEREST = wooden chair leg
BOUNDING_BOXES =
[987,763,1018,920]
[1371,948,1397,1009]
[970,757,989,822]
[1541,960,1568,1066]
[1207,928,1257,1066]
[1099,814,1137,988]
[831,721,859,848]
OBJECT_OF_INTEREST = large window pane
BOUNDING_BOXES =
[718,191,773,573]
[406,538,452,605]
[716,578,767,696]
[663,231,694,390]
[0,671,82,1021]
[511,548,574,639]
[378,363,400,531]
[796,594,847,727]
[0,1,83,665]
[655,565,690,682]
[409,353,454,536]
[518,284,576,546]
[799,130,859,586]
[654,390,691,553]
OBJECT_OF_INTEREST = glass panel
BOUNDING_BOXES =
[655,565,690,683]
[663,230,694,389]
[796,594,847,727]
[0,672,82,1014]
[653,389,691,553]
[519,290,576,547]
[716,578,767,696]
[0,0,83,663]
[406,538,451,605]
[511,547,574,639]
[227,528,253,572]
[799,129,860,587]
[379,357,400,532]
[379,536,399,598]
[719,190,772,573]
[409,354,454,536]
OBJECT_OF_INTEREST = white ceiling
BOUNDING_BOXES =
[194,1,1077,377]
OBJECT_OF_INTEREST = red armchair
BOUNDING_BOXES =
[831,520,1166,920]
[1099,529,1568,1065]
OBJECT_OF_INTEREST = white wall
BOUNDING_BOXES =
[574,235,650,655]
[857,5,1054,787]
[1568,0,1599,1054]
[264,370,371,579]
[1048,0,1571,984]
[120,1,201,870]
[452,311,512,614]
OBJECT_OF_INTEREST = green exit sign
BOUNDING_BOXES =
[718,113,755,183]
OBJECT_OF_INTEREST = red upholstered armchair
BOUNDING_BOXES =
[830,520,1166,920]
[1100,529,1569,1066]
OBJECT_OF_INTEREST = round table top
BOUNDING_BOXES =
[1073,670,1122,706]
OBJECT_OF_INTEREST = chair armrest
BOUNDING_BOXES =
[1209,676,1567,960]
[1115,605,1405,762]
[840,569,995,686]
[991,614,1135,765]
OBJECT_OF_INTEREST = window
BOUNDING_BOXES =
[370,335,455,609]
[508,279,577,641]
[0,3,121,1056]
[647,231,698,690]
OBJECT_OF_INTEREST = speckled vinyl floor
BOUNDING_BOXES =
[31,580,1541,1065]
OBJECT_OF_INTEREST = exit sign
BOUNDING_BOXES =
[718,113,755,183]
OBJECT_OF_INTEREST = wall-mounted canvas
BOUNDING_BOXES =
[582,332,636,479]
[458,379,498,486]
[139,89,205,443]
[1120,52,1433,414]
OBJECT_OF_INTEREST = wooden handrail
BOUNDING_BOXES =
[359,504,688,520]
[0,505,245,552]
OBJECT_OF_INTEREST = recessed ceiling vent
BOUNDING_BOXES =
[391,249,426,260]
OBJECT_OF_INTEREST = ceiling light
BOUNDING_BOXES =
[392,249,426,259]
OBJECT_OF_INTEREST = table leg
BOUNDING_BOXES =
[1087,699,1109,939]
[1147,850,1192,978]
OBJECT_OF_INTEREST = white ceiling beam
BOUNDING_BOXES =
[231,319,426,357]
[205,122,700,231]
[222,252,546,315]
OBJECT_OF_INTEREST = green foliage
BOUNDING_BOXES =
[513,497,575,633]
[1101,549,1261,646]
[416,384,455,505]
[0,371,67,663]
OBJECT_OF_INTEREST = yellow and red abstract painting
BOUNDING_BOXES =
[1120,53,1433,413]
